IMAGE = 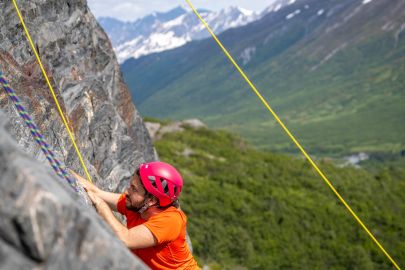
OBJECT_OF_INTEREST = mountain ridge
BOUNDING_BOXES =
[121,0,405,157]
[98,5,265,62]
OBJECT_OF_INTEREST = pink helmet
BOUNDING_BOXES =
[139,161,183,206]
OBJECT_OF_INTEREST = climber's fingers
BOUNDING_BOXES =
[87,190,102,206]
[70,169,95,192]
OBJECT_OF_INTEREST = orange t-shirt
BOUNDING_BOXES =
[117,195,199,270]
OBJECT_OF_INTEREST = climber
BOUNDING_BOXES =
[71,161,199,270]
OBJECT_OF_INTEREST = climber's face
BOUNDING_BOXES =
[125,174,148,210]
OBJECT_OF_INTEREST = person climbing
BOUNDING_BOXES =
[72,161,200,270]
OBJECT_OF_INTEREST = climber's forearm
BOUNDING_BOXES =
[90,192,157,249]
[96,203,157,249]
[96,202,128,241]
[94,189,121,211]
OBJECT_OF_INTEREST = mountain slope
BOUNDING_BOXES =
[150,119,405,269]
[122,0,405,157]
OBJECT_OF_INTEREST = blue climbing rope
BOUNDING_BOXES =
[0,71,78,191]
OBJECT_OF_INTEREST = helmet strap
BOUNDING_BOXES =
[137,194,158,213]
[137,201,150,214]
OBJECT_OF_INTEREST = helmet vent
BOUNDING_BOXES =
[148,176,158,189]
[161,179,169,194]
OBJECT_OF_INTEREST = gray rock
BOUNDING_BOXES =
[144,122,161,140]
[182,119,206,129]
[0,110,148,269]
[0,0,155,268]
[145,119,206,141]
[0,0,156,193]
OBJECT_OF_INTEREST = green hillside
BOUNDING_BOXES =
[151,120,405,269]
[122,0,405,157]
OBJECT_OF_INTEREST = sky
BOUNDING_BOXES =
[87,0,276,21]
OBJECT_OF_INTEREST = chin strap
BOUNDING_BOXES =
[137,195,157,213]
[137,201,150,214]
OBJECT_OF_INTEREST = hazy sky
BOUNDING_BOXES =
[87,0,276,21]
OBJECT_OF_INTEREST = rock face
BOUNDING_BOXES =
[0,0,155,193]
[0,111,147,269]
[0,0,155,268]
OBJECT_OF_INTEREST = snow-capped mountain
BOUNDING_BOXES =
[260,0,291,15]
[98,6,261,63]
[98,7,187,47]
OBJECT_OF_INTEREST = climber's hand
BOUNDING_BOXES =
[70,170,120,211]
[87,191,108,212]
[70,170,97,193]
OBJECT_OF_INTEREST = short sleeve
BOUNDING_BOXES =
[143,209,184,245]
[116,193,127,215]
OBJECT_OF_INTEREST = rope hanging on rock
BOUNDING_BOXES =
[0,71,78,192]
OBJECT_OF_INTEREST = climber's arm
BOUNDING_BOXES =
[71,170,121,211]
[88,191,157,249]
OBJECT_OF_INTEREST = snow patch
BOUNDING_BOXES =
[163,14,186,28]
[362,0,374,4]
[116,32,189,62]
[311,43,347,71]
[240,46,256,65]
[286,9,301,20]
[238,7,254,16]
[382,22,395,31]
[317,9,324,16]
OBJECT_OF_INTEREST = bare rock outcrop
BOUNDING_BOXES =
[0,0,156,268]
[0,111,147,269]
[145,119,206,141]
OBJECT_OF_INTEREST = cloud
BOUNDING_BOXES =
[87,0,184,21]
[110,3,143,20]
[87,0,273,21]
[87,0,143,20]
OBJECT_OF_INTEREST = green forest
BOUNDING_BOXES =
[151,119,405,269]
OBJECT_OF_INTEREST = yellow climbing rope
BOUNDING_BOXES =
[185,0,401,269]
[12,0,93,183]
